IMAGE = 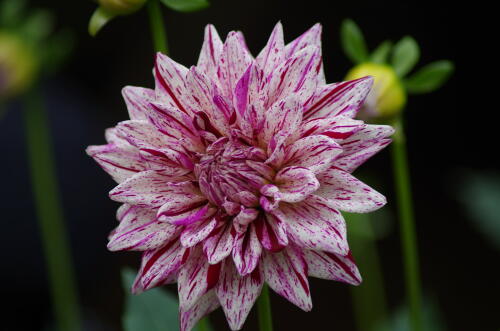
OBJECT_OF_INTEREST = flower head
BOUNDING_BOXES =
[87,23,393,331]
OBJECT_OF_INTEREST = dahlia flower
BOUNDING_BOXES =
[87,22,393,330]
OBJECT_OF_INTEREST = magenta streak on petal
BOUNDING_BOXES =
[142,239,179,277]
[95,156,141,174]
[150,103,195,136]
[304,81,354,119]
[255,216,285,252]
[172,205,210,226]
[194,111,222,137]
[294,52,316,92]
[323,251,360,283]
[154,62,188,115]
[287,251,310,295]
[206,262,221,290]
[159,201,208,218]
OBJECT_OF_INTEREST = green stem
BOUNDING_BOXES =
[391,115,422,331]
[196,317,210,331]
[347,213,388,331]
[147,0,168,54]
[257,284,274,331]
[23,87,81,331]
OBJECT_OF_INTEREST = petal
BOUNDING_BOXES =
[180,217,218,247]
[232,223,262,275]
[294,116,364,142]
[285,23,322,59]
[203,222,237,264]
[109,170,201,208]
[218,31,253,100]
[180,290,220,331]
[133,238,189,293]
[159,203,214,226]
[256,22,285,78]
[303,77,373,120]
[316,167,386,212]
[266,46,320,108]
[274,195,348,255]
[303,250,361,285]
[108,204,180,251]
[260,94,302,146]
[283,135,342,174]
[178,247,222,310]
[262,246,312,311]
[216,260,264,330]
[197,24,224,81]
[275,166,320,203]
[121,86,155,121]
[254,213,288,252]
[333,124,394,173]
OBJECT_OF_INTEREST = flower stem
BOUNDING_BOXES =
[391,115,422,331]
[196,317,210,331]
[257,284,274,331]
[23,86,81,331]
[147,0,168,54]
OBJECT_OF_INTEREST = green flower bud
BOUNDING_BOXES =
[345,62,406,119]
[98,0,147,15]
[0,31,38,100]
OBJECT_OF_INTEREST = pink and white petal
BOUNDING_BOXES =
[115,120,182,153]
[262,246,312,311]
[316,167,386,212]
[283,135,342,174]
[260,94,302,146]
[197,24,224,81]
[303,76,373,120]
[159,203,214,226]
[86,142,143,183]
[294,116,364,142]
[154,53,194,115]
[122,86,155,121]
[256,22,285,78]
[216,260,264,330]
[232,223,262,275]
[178,247,222,310]
[180,290,220,331]
[133,238,189,293]
[266,46,321,108]
[254,213,288,252]
[203,222,237,264]
[180,217,218,247]
[108,205,180,251]
[265,130,289,169]
[109,170,200,208]
[303,250,361,285]
[275,195,348,255]
[333,124,394,173]
[275,166,320,203]
[285,23,322,59]
[218,31,253,100]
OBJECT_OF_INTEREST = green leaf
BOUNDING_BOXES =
[391,36,420,77]
[340,19,369,64]
[0,0,26,27]
[404,60,454,94]
[88,6,116,37]
[21,9,53,42]
[370,41,392,64]
[121,268,210,331]
[160,0,209,12]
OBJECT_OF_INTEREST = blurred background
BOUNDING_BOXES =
[1,0,493,330]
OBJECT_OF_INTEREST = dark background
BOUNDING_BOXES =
[1,0,494,330]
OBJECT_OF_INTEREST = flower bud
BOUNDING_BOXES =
[0,31,38,100]
[345,62,406,119]
[98,0,147,15]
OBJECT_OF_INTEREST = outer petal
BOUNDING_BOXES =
[203,222,237,264]
[256,22,285,78]
[197,24,224,81]
[109,170,201,208]
[294,116,364,142]
[180,217,218,247]
[275,195,348,255]
[180,290,220,331]
[316,167,386,212]
[285,23,322,58]
[232,223,262,275]
[254,213,288,252]
[216,260,264,330]
[262,246,312,311]
[304,77,373,120]
[260,94,302,146]
[178,247,222,310]
[122,86,154,121]
[132,238,189,293]
[274,166,320,203]
[333,124,394,173]
[108,204,180,251]
[303,250,361,285]
[283,135,342,174]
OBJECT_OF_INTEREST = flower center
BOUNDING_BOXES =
[195,137,270,209]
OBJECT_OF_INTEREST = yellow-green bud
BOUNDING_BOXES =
[345,63,406,119]
[98,0,147,15]
[0,31,38,100]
